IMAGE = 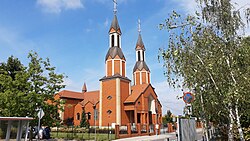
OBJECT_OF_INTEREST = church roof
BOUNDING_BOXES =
[133,61,150,72]
[57,90,84,100]
[105,46,125,60]
[81,90,99,107]
[109,15,121,34]
[135,34,145,51]
[124,84,149,103]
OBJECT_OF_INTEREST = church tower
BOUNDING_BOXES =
[133,19,150,85]
[99,0,131,127]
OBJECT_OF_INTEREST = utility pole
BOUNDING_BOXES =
[93,105,97,141]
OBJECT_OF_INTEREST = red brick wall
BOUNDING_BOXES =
[142,72,146,84]
[114,60,120,75]
[107,61,112,76]
[84,102,99,126]
[74,103,83,126]
[122,61,125,77]
[101,79,117,126]
[120,80,130,125]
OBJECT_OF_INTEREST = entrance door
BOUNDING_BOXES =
[137,113,141,123]
[149,111,152,124]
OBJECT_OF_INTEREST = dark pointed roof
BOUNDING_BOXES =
[133,61,150,72]
[105,46,125,60]
[82,82,87,93]
[135,33,145,51]
[109,15,121,34]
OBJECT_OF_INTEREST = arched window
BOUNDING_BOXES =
[107,110,112,115]
[111,35,115,47]
[76,113,80,120]
[107,95,112,100]
[138,51,141,61]
[87,112,91,120]
[117,35,120,47]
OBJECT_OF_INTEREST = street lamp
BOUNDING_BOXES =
[93,105,97,141]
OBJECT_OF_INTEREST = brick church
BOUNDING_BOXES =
[54,2,162,128]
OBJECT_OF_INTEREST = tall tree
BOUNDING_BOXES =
[80,109,89,128]
[159,1,250,140]
[0,51,65,127]
[162,110,173,126]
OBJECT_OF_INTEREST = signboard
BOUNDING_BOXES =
[177,117,197,141]
[37,109,45,119]
[183,92,194,104]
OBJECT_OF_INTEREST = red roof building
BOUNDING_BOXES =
[55,7,162,128]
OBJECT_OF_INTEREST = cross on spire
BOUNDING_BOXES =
[113,0,117,15]
[138,19,141,33]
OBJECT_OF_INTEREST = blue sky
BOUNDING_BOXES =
[0,0,249,116]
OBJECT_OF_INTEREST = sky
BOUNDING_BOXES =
[0,0,249,116]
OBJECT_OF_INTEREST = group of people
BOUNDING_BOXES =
[28,126,51,139]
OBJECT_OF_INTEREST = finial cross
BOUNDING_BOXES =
[113,0,117,14]
[138,19,141,33]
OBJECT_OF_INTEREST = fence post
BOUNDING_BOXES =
[137,123,141,135]
[146,124,149,135]
[115,125,119,139]
[158,124,161,135]
[127,123,131,136]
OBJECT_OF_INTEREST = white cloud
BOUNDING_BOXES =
[153,80,185,116]
[37,0,84,14]
[177,0,198,15]
[176,0,250,35]
[104,18,109,27]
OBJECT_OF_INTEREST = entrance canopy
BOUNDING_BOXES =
[0,117,33,141]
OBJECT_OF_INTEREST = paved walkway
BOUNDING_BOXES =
[114,128,204,141]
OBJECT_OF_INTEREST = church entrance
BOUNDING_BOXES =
[137,113,141,123]
[149,111,152,124]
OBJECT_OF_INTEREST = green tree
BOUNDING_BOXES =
[159,1,250,140]
[80,109,89,128]
[162,110,173,126]
[0,51,65,127]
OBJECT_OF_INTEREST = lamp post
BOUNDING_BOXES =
[93,105,97,141]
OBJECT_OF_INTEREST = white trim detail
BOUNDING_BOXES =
[99,81,103,126]
[106,61,108,76]
[134,72,136,85]
[119,35,122,48]
[109,34,112,48]
[129,82,131,95]
[136,51,139,61]
[140,71,142,85]
[114,33,117,46]
[151,99,156,114]
[143,51,145,61]
[112,60,114,76]
[116,78,121,125]
[120,60,122,76]
[140,50,143,61]
[125,61,126,76]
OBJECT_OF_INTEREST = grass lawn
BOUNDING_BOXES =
[51,131,115,141]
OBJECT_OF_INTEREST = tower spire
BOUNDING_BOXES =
[113,0,117,15]
[133,20,150,85]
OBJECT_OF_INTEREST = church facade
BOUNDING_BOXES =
[54,6,162,128]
